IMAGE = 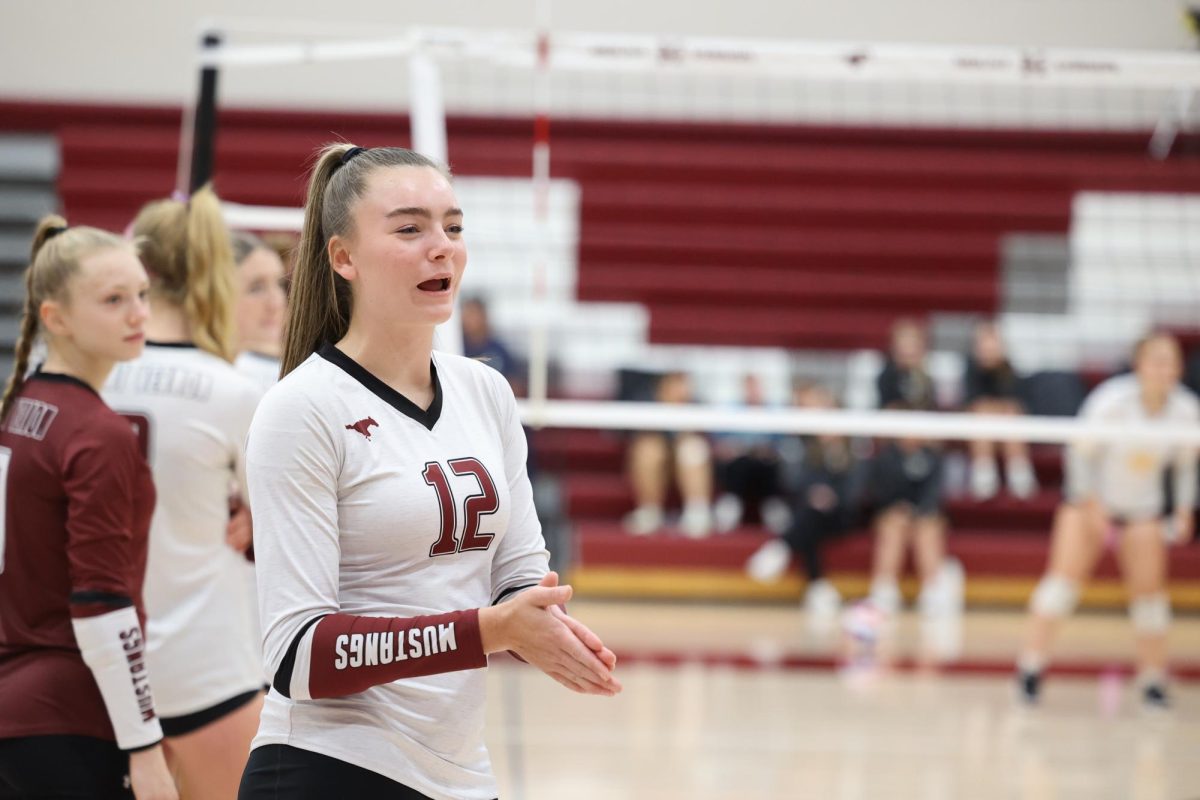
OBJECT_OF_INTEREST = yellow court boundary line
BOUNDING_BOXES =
[568,567,1200,609]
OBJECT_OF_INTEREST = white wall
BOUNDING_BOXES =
[0,0,1193,109]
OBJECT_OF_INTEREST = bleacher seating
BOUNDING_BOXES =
[4,100,1200,605]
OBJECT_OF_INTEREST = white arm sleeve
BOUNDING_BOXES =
[244,388,343,680]
[487,371,550,604]
[71,606,163,751]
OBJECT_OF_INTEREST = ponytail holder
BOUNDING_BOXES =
[44,225,68,241]
[339,146,367,166]
[171,189,190,203]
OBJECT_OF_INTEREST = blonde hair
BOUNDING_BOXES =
[133,184,237,362]
[0,216,130,423]
[281,143,450,377]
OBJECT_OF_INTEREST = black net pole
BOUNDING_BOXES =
[188,32,222,193]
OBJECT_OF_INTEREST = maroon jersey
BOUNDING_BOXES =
[0,371,155,741]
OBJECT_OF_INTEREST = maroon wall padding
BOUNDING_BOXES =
[4,99,1200,351]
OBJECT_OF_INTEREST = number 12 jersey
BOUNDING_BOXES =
[246,344,549,800]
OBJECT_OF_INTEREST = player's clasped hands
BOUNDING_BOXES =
[484,572,622,696]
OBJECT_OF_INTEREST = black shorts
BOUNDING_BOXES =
[0,734,132,799]
[239,744,445,800]
[160,688,261,737]
[869,445,944,517]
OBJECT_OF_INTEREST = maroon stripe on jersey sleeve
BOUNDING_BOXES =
[308,610,486,699]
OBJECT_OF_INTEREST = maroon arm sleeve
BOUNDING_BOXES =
[299,609,487,700]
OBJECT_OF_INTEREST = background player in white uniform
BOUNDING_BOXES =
[231,231,286,395]
[230,230,288,668]
[239,144,621,800]
[1018,333,1198,707]
[103,187,264,799]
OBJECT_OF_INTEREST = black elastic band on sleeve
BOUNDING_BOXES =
[271,615,326,699]
[493,584,538,605]
[124,738,163,754]
[68,591,134,609]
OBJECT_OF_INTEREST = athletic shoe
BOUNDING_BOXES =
[713,493,743,533]
[623,505,663,536]
[1006,457,1039,501]
[804,578,842,618]
[679,503,713,539]
[1016,669,1042,705]
[970,459,1000,500]
[1142,683,1170,711]
[745,539,790,583]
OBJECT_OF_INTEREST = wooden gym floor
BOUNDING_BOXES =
[484,601,1200,800]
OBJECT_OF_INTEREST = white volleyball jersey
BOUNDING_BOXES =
[103,343,265,717]
[233,349,280,679]
[245,344,549,800]
[1066,374,1199,519]
[235,351,281,396]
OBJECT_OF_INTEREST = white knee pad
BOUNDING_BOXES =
[1130,593,1171,635]
[1029,575,1079,618]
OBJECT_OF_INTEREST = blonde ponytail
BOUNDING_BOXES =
[133,184,237,362]
[280,143,449,377]
[1,216,130,423]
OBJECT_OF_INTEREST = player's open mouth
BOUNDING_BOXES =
[418,278,451,292]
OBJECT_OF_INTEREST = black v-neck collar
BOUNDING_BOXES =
[29,367,99,397]
[317,342,442,431]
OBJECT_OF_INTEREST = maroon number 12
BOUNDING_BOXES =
[423,457,499,557]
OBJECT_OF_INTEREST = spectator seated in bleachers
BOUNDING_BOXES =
[712,373,789,534]
[462,295,522,393]
[623,371,714,538]
[745,382,872,617]
[869,318,962,617]
[963,320,1037,500]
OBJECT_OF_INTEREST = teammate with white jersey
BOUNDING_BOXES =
[103,187,264,799]
[0,217,176,799]
[230,230,288,667]
[1018,333,1198,707]
[231,231,286,395]
[238,144,621,800]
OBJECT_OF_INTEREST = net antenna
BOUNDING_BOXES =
[185,23,1200,443]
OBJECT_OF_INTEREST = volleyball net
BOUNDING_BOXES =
[195,21,1200,447]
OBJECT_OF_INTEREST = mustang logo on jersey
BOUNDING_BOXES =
[345,417,380,440]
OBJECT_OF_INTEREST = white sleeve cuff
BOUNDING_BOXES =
[72,605,163,750]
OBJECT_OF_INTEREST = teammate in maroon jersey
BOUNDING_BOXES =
[0,217,176,799]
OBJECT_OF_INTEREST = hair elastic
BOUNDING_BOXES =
[339,146,367,166]
[44,225,68,241]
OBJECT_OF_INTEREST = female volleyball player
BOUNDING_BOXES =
[238,144,620,799]
[103,187,265,798]
[231,231,286,393]
[0,217,177,798]
[1017,333,1198,707]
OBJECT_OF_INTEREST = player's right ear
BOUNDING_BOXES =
[39,298,69,338]
[327,235,356,283]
